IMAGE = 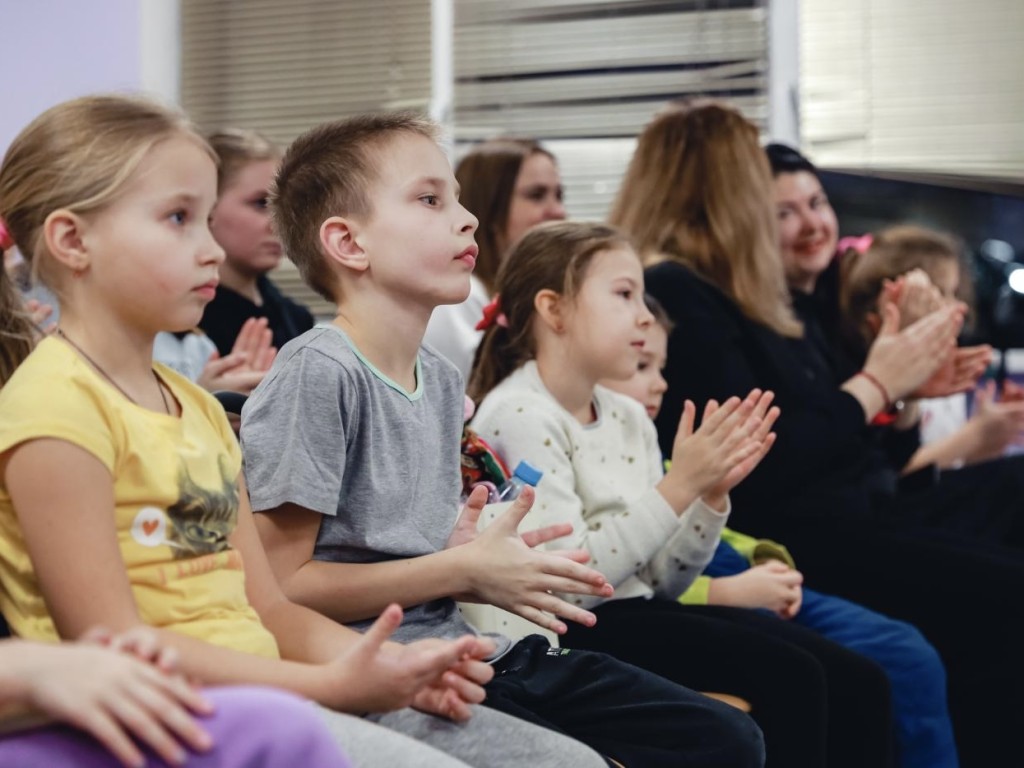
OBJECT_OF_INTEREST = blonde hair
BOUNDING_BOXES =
[609,99,802,338]
[468,220,634,404]
[206,128,280,194]
[842,225,970,351]
[272,112,439,302]
[0,94,210,382]
[455,138,556,294]
[0,268,33,388]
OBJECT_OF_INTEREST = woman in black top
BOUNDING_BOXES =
[765,143,1024,551]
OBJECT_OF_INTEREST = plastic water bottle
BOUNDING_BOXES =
[497,460,543,501]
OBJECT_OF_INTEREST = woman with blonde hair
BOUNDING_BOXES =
[611,98,1024,766]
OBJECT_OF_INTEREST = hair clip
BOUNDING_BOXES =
[0,218,13,251]
[475,295,509,331]
[837,234,873,255]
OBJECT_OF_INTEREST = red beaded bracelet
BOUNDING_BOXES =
[857,370,891,411]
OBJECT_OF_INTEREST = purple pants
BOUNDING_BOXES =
[0,686,350,767]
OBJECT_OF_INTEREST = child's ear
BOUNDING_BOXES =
[42,209,90,274]
[534,288,565,333]
[321,215,368,272]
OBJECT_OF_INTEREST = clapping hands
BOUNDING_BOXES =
[659,389,779,512]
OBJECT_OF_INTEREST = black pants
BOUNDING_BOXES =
[483,634,765,768]
[757,511,1024,768]
[895,454,1024,550]
[563,599,893,768]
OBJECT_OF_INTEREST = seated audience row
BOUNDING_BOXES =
[0,95,763,767]
[2,91,1019,768]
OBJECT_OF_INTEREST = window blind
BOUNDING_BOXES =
[180,0,432,317]
[453,0,769,220]
[800,0,1024,179]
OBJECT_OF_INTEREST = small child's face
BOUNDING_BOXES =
[81,135,223,332]
[601,322,669,420]
[355,133,479,308]
[565,247,655,383]
[210,159,282,275]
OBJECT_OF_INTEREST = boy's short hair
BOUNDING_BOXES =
[272,112,439,302]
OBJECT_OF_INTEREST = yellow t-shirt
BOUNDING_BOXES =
[0,337,278,658]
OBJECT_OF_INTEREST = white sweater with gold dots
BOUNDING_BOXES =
[472,361,729,609]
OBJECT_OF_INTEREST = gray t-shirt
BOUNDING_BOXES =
[241,324,501,648]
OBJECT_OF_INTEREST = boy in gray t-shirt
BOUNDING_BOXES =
[244,324,504,649]
[243,112,764,768]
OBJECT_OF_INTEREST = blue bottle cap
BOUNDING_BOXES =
[512,460,543,486]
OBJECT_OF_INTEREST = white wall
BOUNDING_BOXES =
[0,0,179,155]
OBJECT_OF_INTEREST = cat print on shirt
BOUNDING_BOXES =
[165,455,239,559]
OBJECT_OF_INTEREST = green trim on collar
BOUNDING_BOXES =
[318,323,423,401]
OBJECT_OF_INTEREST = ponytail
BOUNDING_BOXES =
[0,248,35,388]
[468,310,534,406]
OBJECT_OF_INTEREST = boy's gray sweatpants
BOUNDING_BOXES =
[317,704,607,767]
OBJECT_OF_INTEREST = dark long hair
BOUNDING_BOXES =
[455,138,556,294]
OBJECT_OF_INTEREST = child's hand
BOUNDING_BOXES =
[197,318,278,394]
[962,379,1024,462]
[700,391,779,508]
[445,485,491,550]
[324,604,493,720]
[230,316,278,372]
[910,344,991,400]
[879,269,945,330]
[407,638,496,722]
[13,641,214,768]
[81,625,180,675]
[1001,379,1024,402]
[706,561,803,619]
[451,486,614,634]
[659,392,764,512]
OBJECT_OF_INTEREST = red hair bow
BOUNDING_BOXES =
[0,218,13,251]
[475,295,509,331]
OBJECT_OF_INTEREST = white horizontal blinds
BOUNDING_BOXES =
[180,0,432,318]
[801,0,1024,179]
[453,0,769,220]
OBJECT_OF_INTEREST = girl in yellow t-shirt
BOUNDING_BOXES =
[0,95,507,768]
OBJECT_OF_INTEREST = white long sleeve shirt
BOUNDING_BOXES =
[472,361,729,609]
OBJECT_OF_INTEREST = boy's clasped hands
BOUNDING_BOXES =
[329,602,495,721]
